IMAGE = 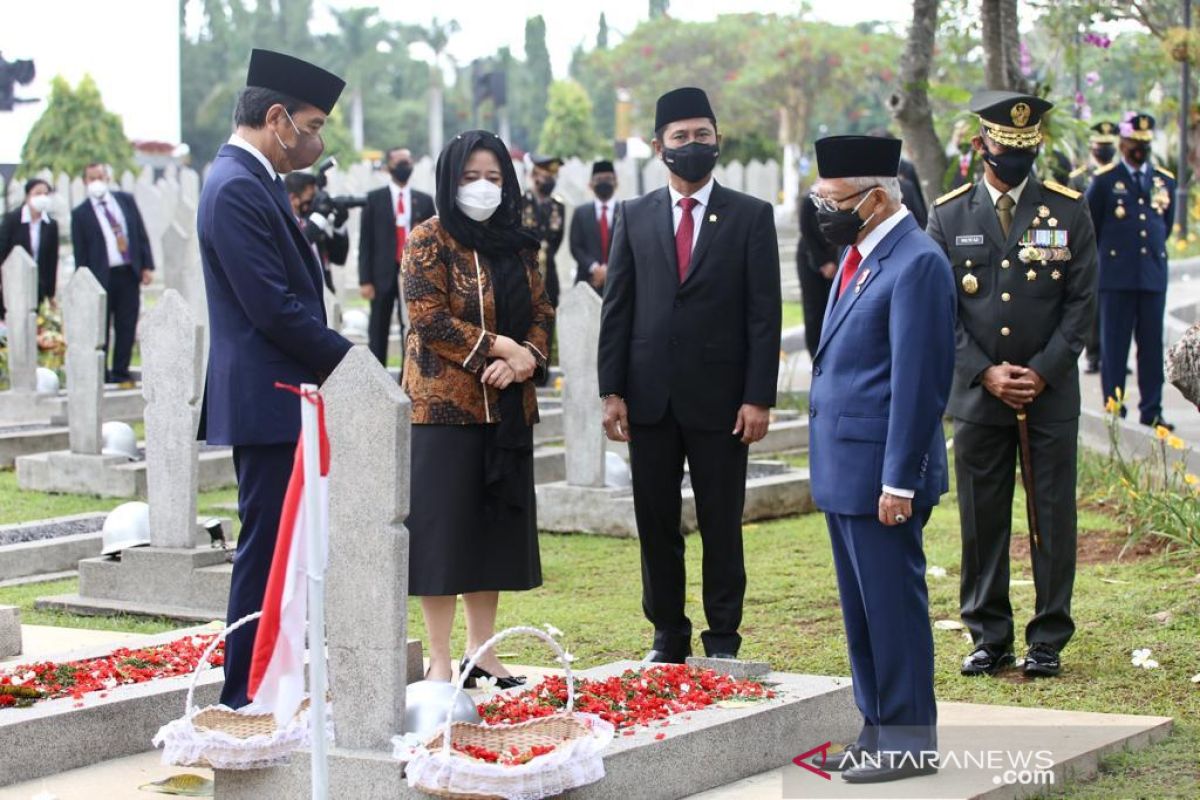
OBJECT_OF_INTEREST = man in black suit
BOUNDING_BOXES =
[796,186,835,357]
[284,170,348,292]
[0,178,59,318]
[358,146,435,366]
[598,87,782,663]
[71,163,154,383]
[569,160,620,294]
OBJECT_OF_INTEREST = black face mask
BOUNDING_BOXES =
[1092,144,1116,165]
[1126,144,1150,166]
[390,162,413,183]
[816,189,878,247]
[593,180,615,201]
[537,177,556,195]
[982,148,1038,187]
[298,202,313,216]
[662,142,720,183]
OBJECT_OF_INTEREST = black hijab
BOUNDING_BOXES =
[435,130,539,513]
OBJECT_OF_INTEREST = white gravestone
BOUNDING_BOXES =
[1,248,39,393]
[62,269,107,455]
[558,284,606,487]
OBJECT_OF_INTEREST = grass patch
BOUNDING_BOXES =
[0,578,178,635]
[781,300,804,331]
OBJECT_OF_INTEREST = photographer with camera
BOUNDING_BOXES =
[359,146,435,366]
[284,170,348,292]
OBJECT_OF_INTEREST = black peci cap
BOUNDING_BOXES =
[970,90,1053,149]
[592,160,615,176]
[814,135,902,179]
[246,48,345,115]
[654,87,716,132]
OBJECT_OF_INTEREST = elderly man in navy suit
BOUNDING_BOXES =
[806,135,955,784]
[198,49,351,708]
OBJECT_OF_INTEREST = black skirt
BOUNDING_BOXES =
[406,424,542,596]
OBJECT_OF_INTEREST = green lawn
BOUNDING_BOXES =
[0,455,1196,796]
[781,300,804,331]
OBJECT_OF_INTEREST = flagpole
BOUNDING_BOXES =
[299,383,329,800]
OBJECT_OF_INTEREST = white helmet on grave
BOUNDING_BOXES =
[101,421,138,460]
[403,679,482,739]
[100,501,151,556]
[341,308,369,339]
[605,451,632,489]
[36,367,60,396]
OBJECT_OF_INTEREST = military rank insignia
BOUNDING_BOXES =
[961,273,979,294]
[1151,176,1171,214]
[1018,228,1071,263]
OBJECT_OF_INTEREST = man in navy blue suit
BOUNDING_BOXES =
[806,135,956,784]
[198,49,351,708]
[71,164,155,383]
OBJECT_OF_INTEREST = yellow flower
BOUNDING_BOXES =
[1155,425,1170,440]
[1119,476,1132,488]
[1128,489,1141,500]
[1186,474,1199,486]
[1176,239,1188,251]
[1105,397,1119,415]
[1115,386,1124,401]
[553,377,564,392]
[1168,435,1185,451]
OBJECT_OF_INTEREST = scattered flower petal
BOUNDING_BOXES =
[927,566,947,578]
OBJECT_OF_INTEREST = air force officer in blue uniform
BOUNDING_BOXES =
[1086,113,1176,430]
[807,136,955,785]
[198,49,351,707]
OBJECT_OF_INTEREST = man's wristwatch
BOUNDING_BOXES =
[600,393,622,401]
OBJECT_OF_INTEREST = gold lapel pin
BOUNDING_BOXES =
[709,213,718,222]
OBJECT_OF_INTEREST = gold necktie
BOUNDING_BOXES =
[996,193,1016,238]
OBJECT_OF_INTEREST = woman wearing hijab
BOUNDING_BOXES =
[402,130,554,687]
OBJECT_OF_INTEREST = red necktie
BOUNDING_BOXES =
[675,197,698,282]
[98,199,131,263]
[837,246,863,298]
[599,203,610,265]
[395,191,407,264]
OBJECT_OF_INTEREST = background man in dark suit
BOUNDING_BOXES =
[71,163,154,383]
[796,184,836,357]
[358,146,435,366]
[568,160,619,294]
[807,135,954,785]
[927,91,1097,680]
[598,87,781,664]
[1087,113,1176,430]
[198,49,350,708]
[284,170,348,292]
[0,178,59,318]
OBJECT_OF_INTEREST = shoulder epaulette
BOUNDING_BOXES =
[1069,165,1089,178]
[1044,180,1082,200]
[934,183,972,206]
[1155,166,1176,180]
[1093,162,1117,176]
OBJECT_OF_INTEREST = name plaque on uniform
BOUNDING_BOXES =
[955,235,985,246]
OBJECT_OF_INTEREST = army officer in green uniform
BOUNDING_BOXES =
[927,91,1098,680]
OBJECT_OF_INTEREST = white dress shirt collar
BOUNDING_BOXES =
[855,205,910,260]
[228,133,277,181]
[668,177,715,210]
[1122,159,1150,178]
[20,204,45,225]
[982,175,1028,209]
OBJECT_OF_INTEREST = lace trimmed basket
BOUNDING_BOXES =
[152,611,326,770]
[401,626,614,800]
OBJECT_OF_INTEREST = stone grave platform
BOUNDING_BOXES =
[216,660,860,800]
[0,604,19,658]
[15,444,236,498]
[537,461,813,537]
[0,512,109,583]
[0,623,425,788]
[0,421,69,468]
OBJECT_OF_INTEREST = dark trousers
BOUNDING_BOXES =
[1099,289,1166,422]
[367,283,402,367]
[221,442,295,708]
[104,266,140,378]
[826,510,937,755]
[796,259,833,358]
[627,407,748,657]
[953,419,1078,653]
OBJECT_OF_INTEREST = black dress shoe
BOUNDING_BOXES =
[705,652,738,660]
[643,648,690,664]
[810,743,875,772]
[960,645,1015,676]
[1084,358,1100,374]
[1022,643,1061,677]
[842,759,937,784]
[1142,416,1176,432]
[459,657,526,689]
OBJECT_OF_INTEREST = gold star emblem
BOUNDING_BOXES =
[1038,205,1050,218]
[1051,269,1063,280]
[1048,217,1058,228]
[1026,269,1038,281]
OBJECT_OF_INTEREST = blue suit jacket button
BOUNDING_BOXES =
[809,406,817,417]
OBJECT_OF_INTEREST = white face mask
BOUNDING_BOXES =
[87,180,108,200]
[30,195,52,214]
[455,179,503,222]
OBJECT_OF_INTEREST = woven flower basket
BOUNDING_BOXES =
[402,626,614,800]
[152,611,327,770]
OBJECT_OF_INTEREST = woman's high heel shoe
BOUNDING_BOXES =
[459,656,527,689]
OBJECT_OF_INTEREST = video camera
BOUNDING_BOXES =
[309,157,367,234]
